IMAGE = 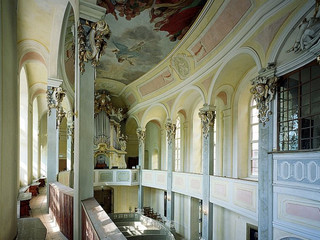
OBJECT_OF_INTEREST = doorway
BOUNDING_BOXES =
[94,187,113,213]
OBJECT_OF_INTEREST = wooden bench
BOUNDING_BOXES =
[18,192,32,218]
[38,177,46,187]
[29,182,40,196]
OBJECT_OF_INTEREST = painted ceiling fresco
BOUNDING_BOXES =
[96,0,207,85]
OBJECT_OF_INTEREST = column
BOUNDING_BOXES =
[46,78,63,212]
[73,62,95,239]
[66,121,74,171]
[250,63,277,240]
[199,104,215,240]
[0,1,18,239]
[165,119,176,229]
[136,128,145,211]
[222,108,232,177]
[74,16,110,239]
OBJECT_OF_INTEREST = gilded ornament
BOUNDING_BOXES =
[198,104,215,139]
[136,128,145,146]
[250,63,278,126]
[165,120,176,145]
[78,19,111,74]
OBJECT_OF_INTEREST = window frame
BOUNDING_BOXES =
[248,97,259,177]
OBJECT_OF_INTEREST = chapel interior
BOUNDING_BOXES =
[1,0,320,239]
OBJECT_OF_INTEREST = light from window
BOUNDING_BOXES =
[213,122,217,174]
[175,116,181,171]
[250,99,259,176]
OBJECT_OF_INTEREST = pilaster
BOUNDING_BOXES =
[222,108,232,177]
[198,104,215,240]
[136,128,146,210]
[250,63,277,240]
[165,119,176,228]
[0,1,18,239]
[46,78,64,212]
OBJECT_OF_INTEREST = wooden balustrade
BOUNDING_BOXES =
[49,182,74,240]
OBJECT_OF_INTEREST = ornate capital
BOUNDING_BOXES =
[78,19,111,74]
[46,86,66,128]
[198,104,216,139]
[250,63,278,126]
[136,128,145,146]
[165,120,176,145]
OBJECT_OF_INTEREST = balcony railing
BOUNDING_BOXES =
[94,169,139,186]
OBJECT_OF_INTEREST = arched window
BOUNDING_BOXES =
[249,98,259,176]
[175,116,181,171]
[20,67,29,186]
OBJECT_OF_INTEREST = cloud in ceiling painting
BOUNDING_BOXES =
[96,0,206,84]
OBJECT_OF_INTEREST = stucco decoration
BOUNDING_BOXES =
[198,104,215,138]
[250,63,278,126]
[287,1,320,53]
[138,68,174,97]
[136,128,146,146]
[46,86,66,128]
[190,0,251,62]
[171,53,190,79]
[78,19,111,73]
[165,120,176,145]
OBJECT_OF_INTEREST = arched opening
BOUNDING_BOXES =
[19,67,29,186]
[32,97,39,179]
[145,121,161,170]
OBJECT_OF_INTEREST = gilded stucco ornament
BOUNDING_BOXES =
[198,104,215,139]
[136,128,146,146]
[250,63,278,126]
[165,120,176,145]
[46,87,66,128]
[171,53,190,79]
[119,134,128,151]
[78,19,111,74]
[67,122,74,139]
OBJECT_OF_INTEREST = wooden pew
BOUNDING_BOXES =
[29,182,40,196]
[18,192,32,217]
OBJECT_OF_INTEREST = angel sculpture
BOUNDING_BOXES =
[112,40,145,65]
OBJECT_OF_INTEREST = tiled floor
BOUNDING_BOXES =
[28,186,68,240]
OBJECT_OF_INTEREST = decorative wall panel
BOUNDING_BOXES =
[141,170,167,190]
[172,172,203,199]
[273,152,320,190]
[94,169,139,186]
[210,176,258,220]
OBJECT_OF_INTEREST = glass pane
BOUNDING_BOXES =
[301,94,310,106]
[301,128,310,139]
[311,65,320,79]
[301,105,310,117]
[301,139,311,149]
[252,142,259,150]
[312,137,320,148]
[314,126,320,138]
[311,102,320,115]
[302,83,310,95]
[252,150,259,158]
[301,68,310,83]
[252,125,259,141]
[311,79,320,90]
[311,90,320,103]
[288,77,299,88]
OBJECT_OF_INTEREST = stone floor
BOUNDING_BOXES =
[20,186,68,240]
